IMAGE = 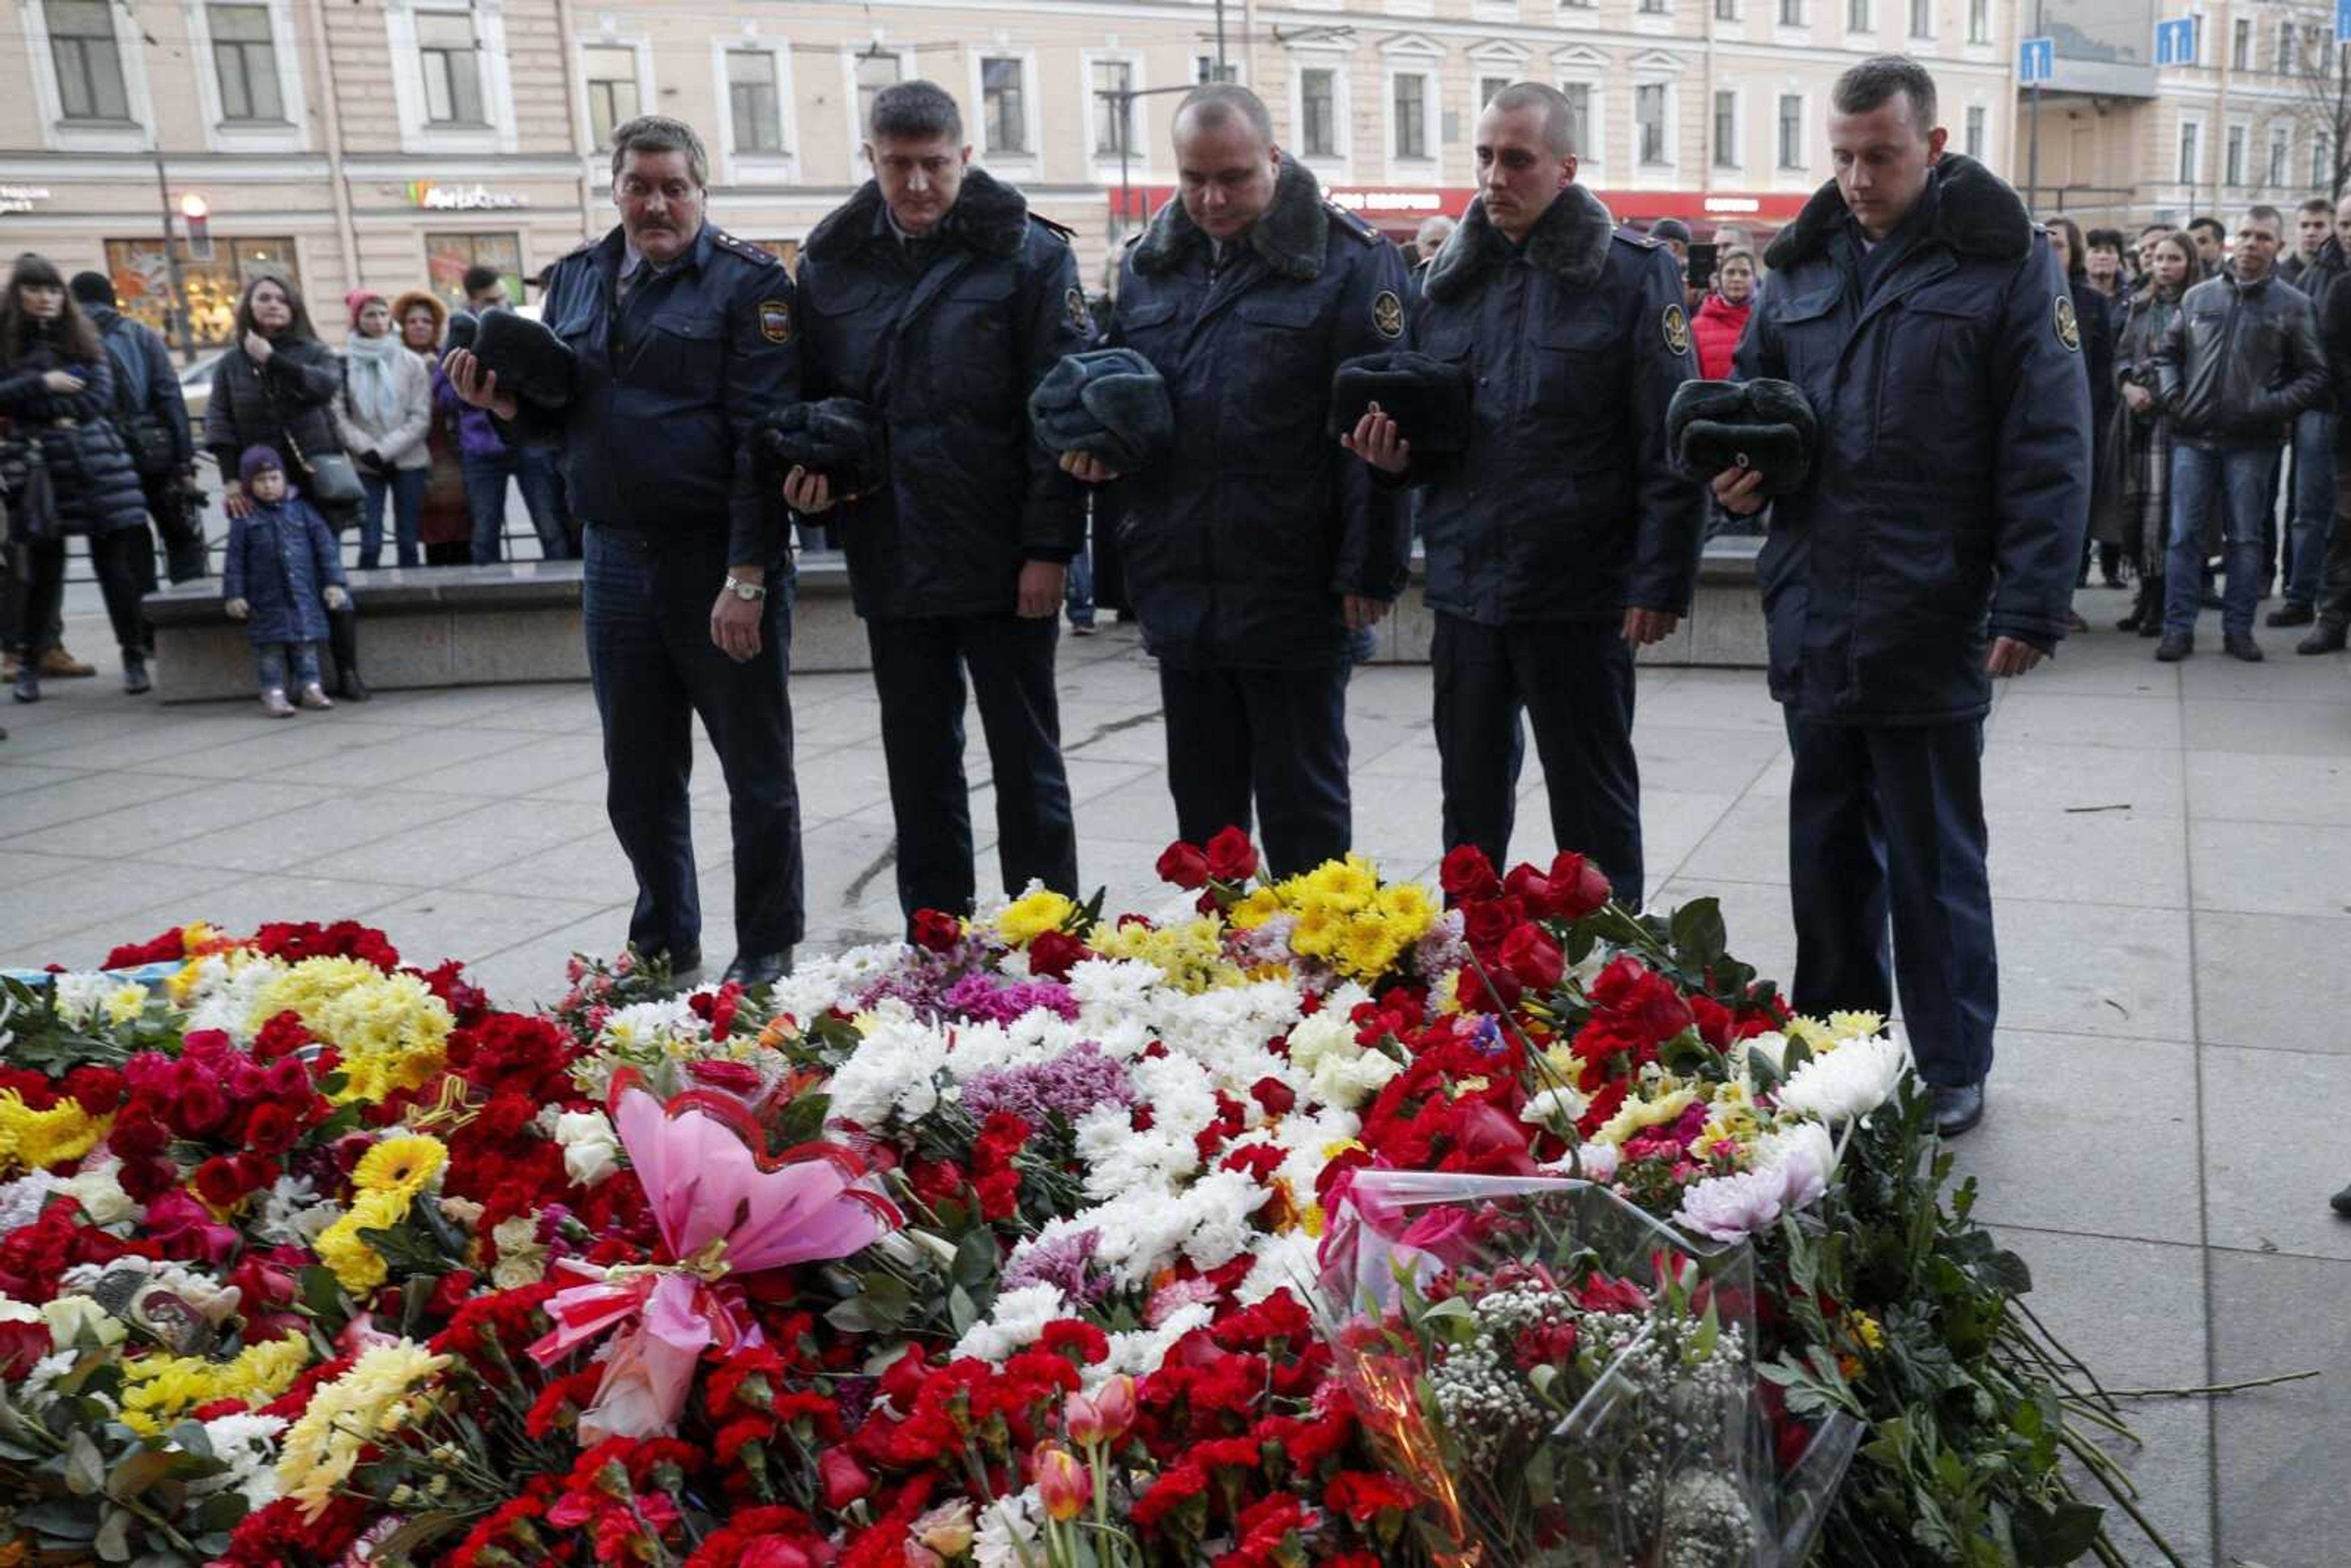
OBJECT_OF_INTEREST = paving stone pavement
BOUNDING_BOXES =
[6,583,2349,1566]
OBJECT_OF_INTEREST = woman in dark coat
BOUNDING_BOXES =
[2050,217,2121,605]
[2110,230,2204,634]
[0,252,156,703]
[204,273,368,699]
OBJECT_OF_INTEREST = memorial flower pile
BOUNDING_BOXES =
[0,847,2174,1567]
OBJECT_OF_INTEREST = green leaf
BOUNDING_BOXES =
[948,1285,978,1337]
[64,1428,106,1496]
[952,1228,1000,1289]
[2012,1500,2107,1566]
[103,1447,181,1503]
[92,1506,134,1562]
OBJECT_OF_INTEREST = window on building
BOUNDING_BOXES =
[726,50,782,153]
[46,0,129,120]
[2278,22,2297,73]
[1561,81,1592,156]
[1965,103,1986,159]
[1777,92,1804,167]
[1194,53,1237,84]
[2269,125,2290,187]
[1561,0,1595,9]
[1093,58,1138,157]
[208,5,282,121]
[1968,0,1989,42]
[104,234,297,347]
[1479,75,1512,108]
[582,46,639,151]
[1301,67,1338,157]
[1779,0,1806,26]
[1716,0,1739,19]
[1393,72,1428,160]
[2226,122,2246,186]
[2316,134,2334,192]
[1640,0,1668,15]
[1847,0,1870,32]
[1713,90,1738,167]
[1637,82,1669,163]
[418,8,486,126]
[1910,0,1932,37]
[2178,119,2201,184]
[855,51,901,137]
[981,57,1027,154]
[424,231,523,309]
[2232,18,2251,71]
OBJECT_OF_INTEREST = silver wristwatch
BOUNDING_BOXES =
[723,574,768,602]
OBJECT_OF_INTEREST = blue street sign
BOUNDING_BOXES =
[2154,17,2197,66]
[2338,0,2351,45]
[2020,36,2056,84]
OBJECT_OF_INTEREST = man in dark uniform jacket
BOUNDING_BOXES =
[445,115,802,986]
[789,81,1090,931]
[1717,57,2090,1136]
[1065,84,1411,876]
[1345,83,1703,908]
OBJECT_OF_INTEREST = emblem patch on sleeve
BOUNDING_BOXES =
[1065,287,1090,333]
[2054,293,2082,353]
[1662,302,1692,357]
[758,299,793,345]
[1372,289,1405,339]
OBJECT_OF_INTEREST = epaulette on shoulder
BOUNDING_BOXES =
[710,228,782,268]
[1030,212,1077,242]
[1618,228,1662,249]
[1325,201,1379,243]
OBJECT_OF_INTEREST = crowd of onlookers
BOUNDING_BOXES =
[0,255,579,716]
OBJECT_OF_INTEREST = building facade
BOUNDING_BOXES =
[2,0,2019,354]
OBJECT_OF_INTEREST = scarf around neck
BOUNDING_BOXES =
[343,330,404,433]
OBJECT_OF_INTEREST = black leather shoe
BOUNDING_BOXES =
[2267,602,2315,628]
[336,669,372,703]
[2332,1182,2351,1217]
[2224,633,2265,663]
[722,948,793,989]
[1930,1081,1986,1137]
[662,944,702,978]
[2154,633,2192,662]
[121,650,150,695]
[2298,623,2348,655]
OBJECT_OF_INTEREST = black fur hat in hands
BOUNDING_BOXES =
[1666,378,1817,495]
[471,309,577,410]
[1328,351,1472,455]
[1029,348,1174,472]
[753,397,888,498]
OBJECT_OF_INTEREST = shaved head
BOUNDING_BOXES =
[1488,81,1578,157]
[1174,83,1274,150]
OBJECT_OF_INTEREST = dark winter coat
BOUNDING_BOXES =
[502,222,799,569]
[0,332,151,537]
[204,336,347,487]
[2154,267,2330,449]
[223,490,346,645]
[1690,290,1752,381]
[1734,156,2092,726]
[2069,277,2117,456]
[796,168,1093,620]
[1108,154,1413,669]
[85,302,192,474]
[1405,186,1704,625]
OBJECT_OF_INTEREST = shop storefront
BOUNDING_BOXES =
[1107,185,1811,246]
[102,234,302,347]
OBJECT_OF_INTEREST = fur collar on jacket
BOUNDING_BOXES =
[1764,154,2031,272]
[803,166,1033,264]
[1419,184,1616,306]
[1131,153,1328,281]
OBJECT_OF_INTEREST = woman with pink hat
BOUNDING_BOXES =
[334,288,432,569]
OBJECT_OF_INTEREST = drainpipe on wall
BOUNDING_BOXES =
[302,0,361,294]
[553,0,596,244]
[2211,1,2230,218]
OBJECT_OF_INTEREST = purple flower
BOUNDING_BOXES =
[961,1041,1138,1125]
[1001,1228,1112,1304]
[938,972,1080,1026]
[1673,1168,1788,1243]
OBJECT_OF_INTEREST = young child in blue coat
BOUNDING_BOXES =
[223,446,350,717]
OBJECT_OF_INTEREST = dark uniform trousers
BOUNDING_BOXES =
[1159,661,1351,879]
[584,525,803,959]
[866,614,1078,924]
[1433,614,1644,908]
[1784,716,1997,1089]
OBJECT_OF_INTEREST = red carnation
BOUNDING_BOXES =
[1249,1076,1296,1117]
[1203,827,1258,883]
[1155,840,1211,890]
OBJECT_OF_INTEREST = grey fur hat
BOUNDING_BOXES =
[1029,348,1174,471]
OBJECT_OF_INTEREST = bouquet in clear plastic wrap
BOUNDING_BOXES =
[1316,1169,1852,1568]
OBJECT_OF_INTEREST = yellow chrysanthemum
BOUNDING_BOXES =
[353,1134,448,1199]
[1226,886,1283,931]
[1333,921,1403,983]
[1846,1310,1887,1356]
[1299,855,1379,913]
[995,888,1078,947]
[1288,902,1347,960]
[1826,1010,1887,1042]
[315,1188,414,1294]
[1592,1086,1698,1148]
[1087,917,1241,994]
[101,984,148,1026]
[276,1339,450,1520]
[119,1332,311,1436]
[0,1092,107,1174]
[252,958,452,1105]
[1373,882,1437,940]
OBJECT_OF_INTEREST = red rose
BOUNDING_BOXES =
[1499,924,1565,992]
[1155,841,1211,890]
[1027,928,1088,981]
[1203,827,1259,883]
[1440,844,1502,902]
[242,1102,299,1155]
[0,1318,48,1381]
[1461,896,1523,955]
[1502,865,1561,920]
[62,1066,124,1116]
[1249,1077,1296,1117]
[173,1079,230,1138]
[192,1156,249,1210]
[108,1111,170,1161]
[1548,852,1613,918]
[910,909,962,953]
[817,1449,872,1510]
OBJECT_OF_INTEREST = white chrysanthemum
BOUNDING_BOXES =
[1179,1167,1270,1270]
[1752,1121,1835,1212]
[827,1010,951,1128]
[0,1172,64,1236]
[1774,1032,1910,1123]
[975,1490,1044,1568]
[180,955,284,1042]
[1098,1301,1214,1382]
[1674,1168,1790,1242]
[188,1412,287,1506]
[1235,1228,1322,1306]
[48,973,115,1029]
[253,1174,339,1248]
[951,1282,1068,1362]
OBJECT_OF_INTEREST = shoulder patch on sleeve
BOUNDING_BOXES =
[1662,301,1691,357]
[2054,293,2082,353]
[1372,288,1404,339]
[1064,286,1090,333]
[757,298,793,345]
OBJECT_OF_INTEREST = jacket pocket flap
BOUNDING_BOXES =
[1775,287,1842,324]
[647,313,721,340]
[1905,284,2000,320]
[1236,295,1319,329]
[948,271,1018,302]
[1120,299,1182,330]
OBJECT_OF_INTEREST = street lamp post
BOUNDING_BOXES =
[150,154,195,366]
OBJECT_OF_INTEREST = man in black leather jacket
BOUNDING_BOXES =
[2152,204,2330,661]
